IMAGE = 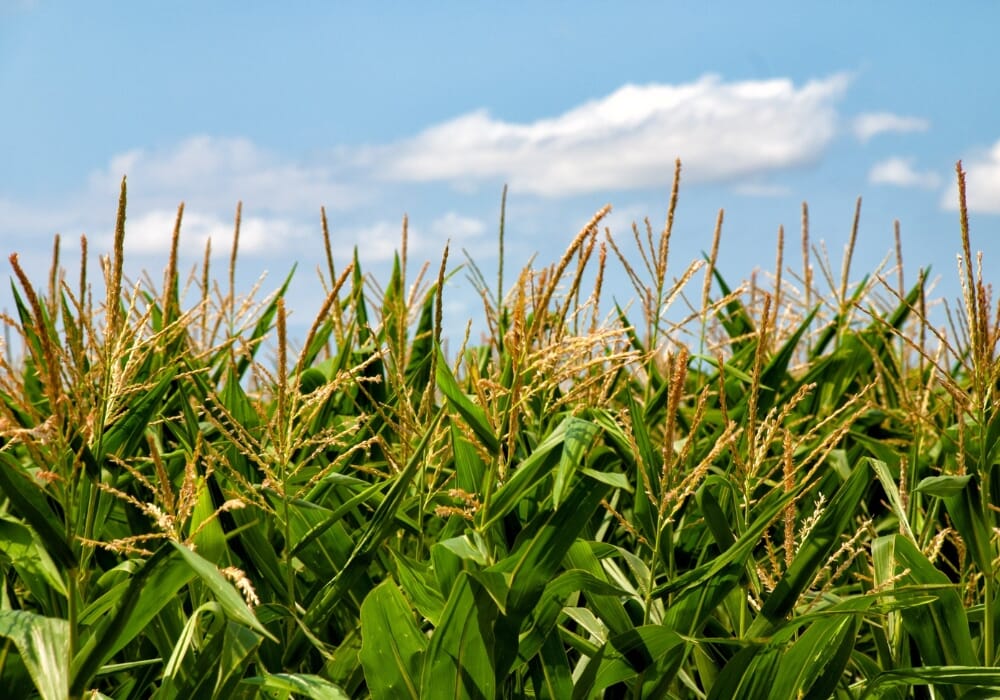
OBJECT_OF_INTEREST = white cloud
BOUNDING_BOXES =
[0,196,74,238]
[941,141,1000,213]
[430,212,486,240]
[853,112,930,142]
[363,74,850,197]
[869,157,941,189]
[733,182,792,197]
[332,212,488,264]
[0,136,366,261]
[87,136,364,215]
[99,207,313,257]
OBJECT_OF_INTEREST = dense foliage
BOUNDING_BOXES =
[1,165,998,698]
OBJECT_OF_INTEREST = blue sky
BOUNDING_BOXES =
[2,2,999,336]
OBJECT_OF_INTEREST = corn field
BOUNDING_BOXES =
[1,162,999,698]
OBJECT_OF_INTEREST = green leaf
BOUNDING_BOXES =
[873,534,976,670]
[360,580,426,700]
[767,612,861,699]
[168,541,275,641]
[914,474,973,498]
[943,475,993,576]
[159,602,226,699]
[482,415,599,530]
[0,452,76,569]
[72,545,193,692]
[534,627,573,699]
[870,457,917,542]
[747,458,872,637]
[553,417,599,509]
[0,516,67,599]
[420,572,497,700]
[590,626,686,694]
[241,673,351,700]
[297,409,444,659]
[0,610,69,700]
[504,474,610,618]
[862,666,1000,697]
[436,349,499,455]
[403,287,437,392]
[100,366,177,459]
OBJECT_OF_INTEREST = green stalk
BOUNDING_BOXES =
[644,523,664,626]
[67,568,78,676]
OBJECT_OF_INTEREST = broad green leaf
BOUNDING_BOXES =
[190,477,227,564]
[533,627,573,699]
[390,551,446,626]
[0,452,76,569]
[420,572,497,700]
[590,626,686,694]
[490,475,610,681]
[767,613,861,699]
[862,666,1000,697]
[708,644,782,700]
[873,534,976,670]
[0,610,69,700]
[0,516,67,599]
[564,541,633,638]
[915,474,973,498]
[241,673,351,700]
[360,580,426,700]
[504,475,610,618]
[482,415,600,530]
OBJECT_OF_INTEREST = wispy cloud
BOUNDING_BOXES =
[869,157,941,189]
[853,112,930,142]
[941,140,1000,213]
[362,74,850,197]
[2,136,367,264]
[733,182,792,197]
[326,212,487,265]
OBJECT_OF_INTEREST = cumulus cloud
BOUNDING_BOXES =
[869,157,941,189]
[362,74,850,197]
[853,112,930,142]
[87,136,363,214]
[98,207,313,257]
[0,136,367,262]
[941,141,1000,213]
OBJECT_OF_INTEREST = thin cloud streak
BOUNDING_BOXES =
[853,112,930,142]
